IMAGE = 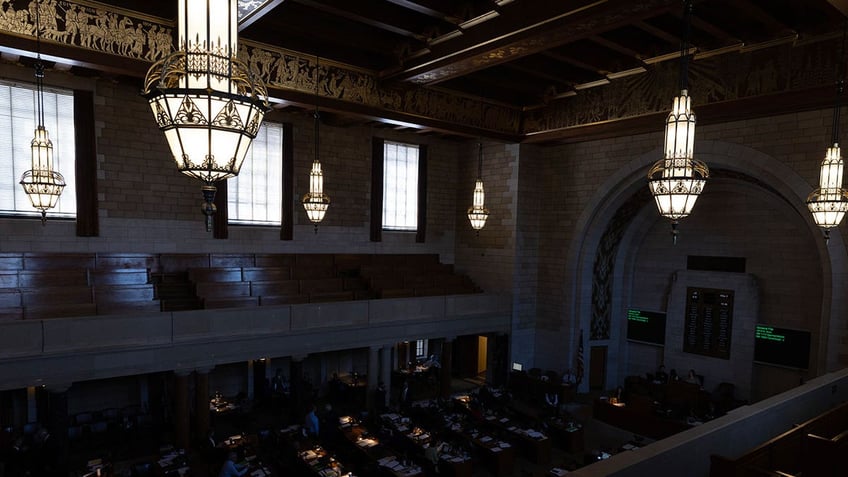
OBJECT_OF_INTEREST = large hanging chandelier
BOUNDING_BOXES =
[467,142,489,232]
[142,0,269,231]
[302,59,330,233]
[20,0,65,225]
[647,0,708,243]
[807,28,848,243]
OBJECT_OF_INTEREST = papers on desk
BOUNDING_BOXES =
[356,438,378,448]
[382,413,400,421]
[479,436,492,443]
[301,450,319,460]
[491,446,502,453]
[251,468,269,477]
[499,442,511,448]
[499,417,509,423]
[549,467,569,476]
[621,443,639,451]
[526,430,545,439]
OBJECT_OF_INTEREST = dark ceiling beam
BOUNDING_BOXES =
[541,51,601,75]
[384,0,462,24]
[239,0,287,31]
[688,16,737,43]
[502,63,573,88]
[289,0,429,41]
[727,0,793,34]
[382,0,677,84]
[829,0,848,17]
[589,35,642,60]
[633,20,679,45]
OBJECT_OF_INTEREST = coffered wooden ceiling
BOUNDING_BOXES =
[1,0,846,142]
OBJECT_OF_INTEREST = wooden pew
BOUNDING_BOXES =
[188,267,243,283]
[242,267,291,282]
[89,269,150,286]
[250,280,300,297]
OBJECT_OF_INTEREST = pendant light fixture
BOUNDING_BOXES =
[467,142,489,232]
[20,0,66,225]
[807,24,848,243]
[647,0,708,244]
[142,0,269,232]
[302,57,330,233]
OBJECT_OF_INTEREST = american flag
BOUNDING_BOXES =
[576,329,584,385]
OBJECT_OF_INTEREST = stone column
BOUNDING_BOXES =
[289,356,305,422]
[173,370,191,450]
[45,383,72,472]
[380,346,392,409]
[366,346,380,411]
[194,368,211,439]
[440,338,454,399]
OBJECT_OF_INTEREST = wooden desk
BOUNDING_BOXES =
[593,399,691,440]
[340,423,424,477]
[547,418,584,454]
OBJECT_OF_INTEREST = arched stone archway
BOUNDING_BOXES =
[562,140,848,394]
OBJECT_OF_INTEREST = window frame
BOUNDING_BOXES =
[227,120,285,227]
[0,79,77,220]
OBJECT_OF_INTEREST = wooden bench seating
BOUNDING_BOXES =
[258,295,309,306]
[250,280,300,297]
[19,270,89,287]
[0,252,480,317]
[242,267,291,282]
[195,282,251,298]
[188,267,243,283]
[89,269,150,286]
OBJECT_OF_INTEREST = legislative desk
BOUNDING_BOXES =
[508,371,575,405]
[443,412,515,477]
[545,417,584,454]
[380,413,473,477]
[453,393,551,464]
[593,398,692,440]
[339,417,424,477]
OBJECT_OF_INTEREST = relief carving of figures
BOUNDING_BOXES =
[0,0,172,62]
[523,36,841,134]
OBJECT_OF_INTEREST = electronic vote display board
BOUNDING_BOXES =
[683,287,734,359]
[626,309,666,345]
[754,325,811,369]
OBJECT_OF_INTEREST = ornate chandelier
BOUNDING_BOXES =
[807,30,848,243]
[142,0,269,231]
[302,60,330,233]
[647,0,708,243]
[467,143,489,232]
[20,0,65,224]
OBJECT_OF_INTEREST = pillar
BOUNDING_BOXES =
[440,338,454,399]
[289,356,305,422]
[173,370,191,450]
[366,346,380,411]
[247,360,255,401]
[194,369,211,439]
[45,383,71,471]
[380,346,392,409]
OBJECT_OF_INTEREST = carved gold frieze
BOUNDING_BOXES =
[522,35,843,135]
[0,0,521,135]
[0,0,175,62]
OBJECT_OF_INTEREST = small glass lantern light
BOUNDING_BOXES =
[467,143,489,232]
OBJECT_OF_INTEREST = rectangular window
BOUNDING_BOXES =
[415,339,426,358]
[0,80,76,217]
[382,141,419,231]
[228,122,283,225]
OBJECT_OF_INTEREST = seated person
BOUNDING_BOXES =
[669,368,680,382]
[218,452,248,477]
[562,368,577,385]
[654,365,668,384]
[685,369,700,386]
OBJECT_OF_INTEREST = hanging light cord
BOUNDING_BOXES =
[477,143,483,179]
[679,0,693,92]
[314,56,320,164]
[34,0,45,128]
[832,21,847,146]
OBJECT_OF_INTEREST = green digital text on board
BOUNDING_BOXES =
[756,325,785,342]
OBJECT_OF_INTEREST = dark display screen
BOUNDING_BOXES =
[754,325,811,369]
[626,309,666,345]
